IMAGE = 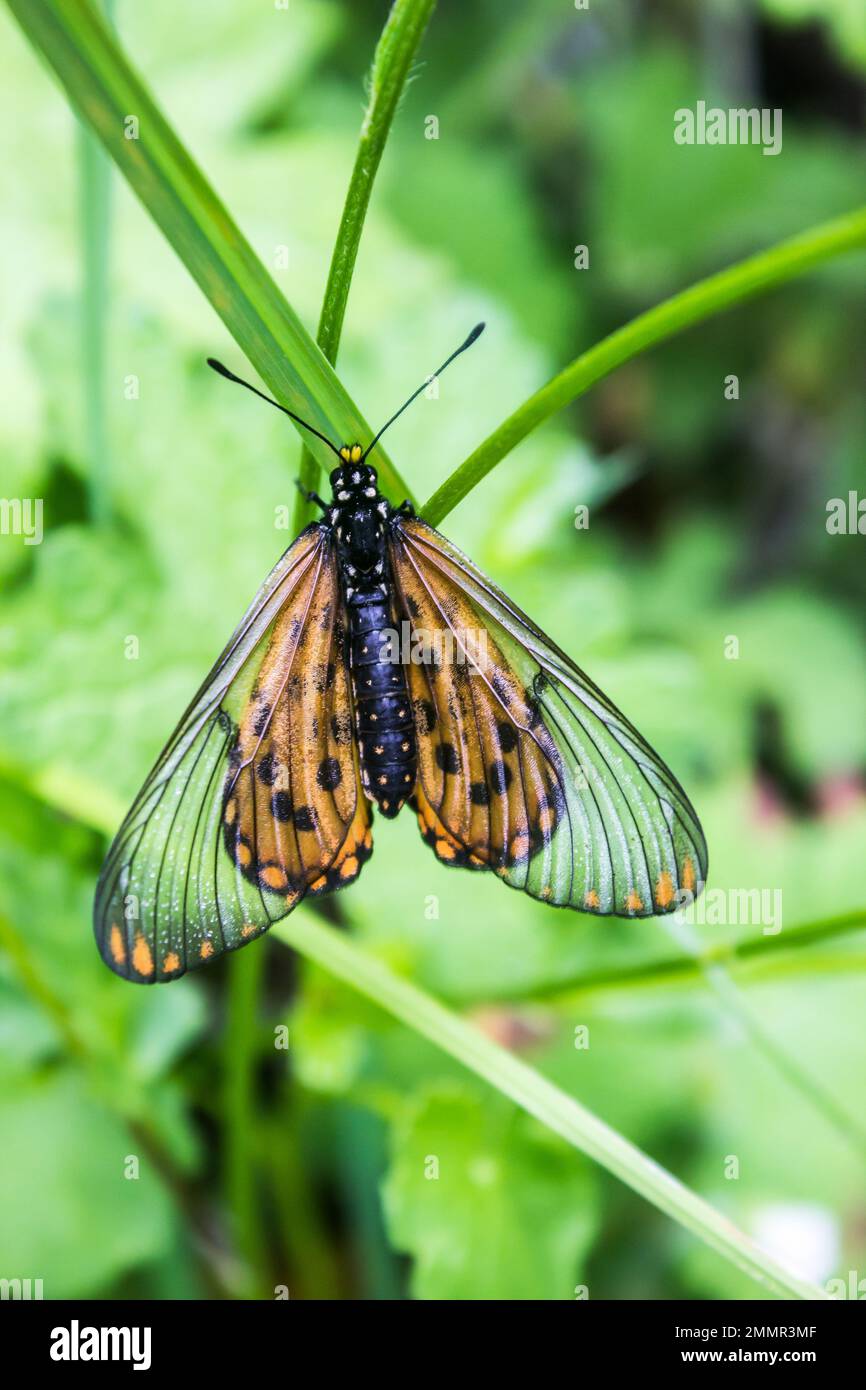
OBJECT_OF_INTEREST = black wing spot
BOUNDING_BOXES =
[489,760,512,794]
[415,699,437,734]
[496,721,518,753]
[316,756,342,791]
[542,782,567,816]
[257,753,278,786]
[252,704,272,736]
[523,688,542,728]
[271,791,293,821]
[435,741,460,774]
[470,780,490,806]
[224,825,255,879]
[490,670,512,705]
[294,805,318,832]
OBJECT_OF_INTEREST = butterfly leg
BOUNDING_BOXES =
[295,479,328,512]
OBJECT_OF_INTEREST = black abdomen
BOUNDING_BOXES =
[346,581,416,818]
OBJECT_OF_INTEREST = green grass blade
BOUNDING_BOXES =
[465,909,866,1004]
[316,0,437,368]
[275,913,829,1300]
[662,917,866,1165]
[423,206,866,524]
[7,0,410,502]
[223,945,268,1297]
[77,0,114,526]
[296,0,435,527]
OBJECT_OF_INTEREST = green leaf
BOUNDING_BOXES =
[0,1070,173,1297]
[381,1083,597,1299]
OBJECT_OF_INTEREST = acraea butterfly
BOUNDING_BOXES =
[95,324,707,983]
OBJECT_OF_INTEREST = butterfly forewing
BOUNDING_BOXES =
[94,525,371,983]
[390,516,707,916]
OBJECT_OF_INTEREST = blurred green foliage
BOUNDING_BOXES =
[1,0,865,1300]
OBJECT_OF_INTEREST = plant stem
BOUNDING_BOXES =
[274,913,829,1300]
[78,0,114,526]
[422,205,866,524]
[336,1103,402,1300]
[224,944,268,1294]
[458,909,866,1004]
[295,0,434,531]
[262,1101,344,1300]
[662,917,866,1164]
[7,0,410,503]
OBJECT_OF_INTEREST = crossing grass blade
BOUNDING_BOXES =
[6,0,410,503]
[295,0,435,529]
[422,205,866,524]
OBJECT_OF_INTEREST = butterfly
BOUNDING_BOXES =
[95,324,707,982]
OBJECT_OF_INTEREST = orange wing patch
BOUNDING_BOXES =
[132,933,154,979]
[391,516,708,917]
[308,793,373,896]
[390,536,566,883]
[222,548,373,902]
[413,784,486,870]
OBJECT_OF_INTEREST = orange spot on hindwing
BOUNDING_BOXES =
[681,856,696,894]
[655,870,674,909]
[132,933,154,977]
[109,924,126,966]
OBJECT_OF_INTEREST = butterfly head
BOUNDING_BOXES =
[329,451,378,500]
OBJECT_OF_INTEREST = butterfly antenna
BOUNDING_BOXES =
[206,358,344,460]
[361,322,486,462]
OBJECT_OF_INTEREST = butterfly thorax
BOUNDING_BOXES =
[327,455,390,595]
[326,456,416,819]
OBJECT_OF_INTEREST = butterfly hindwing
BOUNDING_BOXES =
[94,526,371,983]
[390,516,707,917]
